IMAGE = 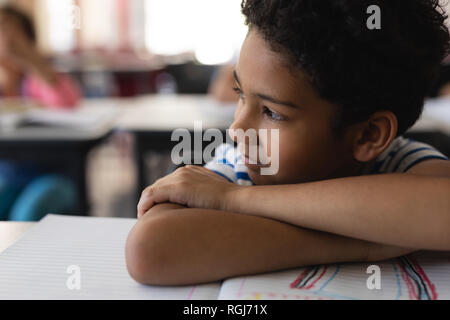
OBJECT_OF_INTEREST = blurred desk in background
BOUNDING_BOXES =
[117,94,235,132]
[117,94,236,199]
[0,100,120,215]
[408,98,450,158]
[411,98,450,135]
[0,95,234,216]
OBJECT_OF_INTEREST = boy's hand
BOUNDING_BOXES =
[137,166,241,218]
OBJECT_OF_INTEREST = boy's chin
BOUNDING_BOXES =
[248,168,316,185]
[247,168,282,185]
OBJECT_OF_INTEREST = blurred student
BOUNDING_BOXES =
[0,5,81,221]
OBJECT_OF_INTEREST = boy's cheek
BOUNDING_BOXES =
[276,153,327,184]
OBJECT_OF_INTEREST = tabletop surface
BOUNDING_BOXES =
[117,95,450,133]
[116,94,236,131]
[1,95,450,140]
[0,95,236,141]
[0,99,121,142]
[0,222,35,254]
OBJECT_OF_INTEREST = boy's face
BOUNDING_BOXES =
[230,30,362,185]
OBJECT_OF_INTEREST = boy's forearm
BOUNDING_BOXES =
[228,174,450,250]
[126,205,412,286]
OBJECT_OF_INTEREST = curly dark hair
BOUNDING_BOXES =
[241,0,450,136]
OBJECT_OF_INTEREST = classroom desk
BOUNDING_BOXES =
[0,222,34,254]
[407,98,450,157]
[117,94,236,200]
[0,100,120,215]
[412,98,450,135]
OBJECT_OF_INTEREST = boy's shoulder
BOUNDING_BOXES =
[362,136,448,175]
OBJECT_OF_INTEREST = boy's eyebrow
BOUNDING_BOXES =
[233,70,241,86]
[233,70,301,109]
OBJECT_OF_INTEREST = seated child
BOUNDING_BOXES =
[0,5,81,221]
[0,5,80,107]
[126,0,450,285]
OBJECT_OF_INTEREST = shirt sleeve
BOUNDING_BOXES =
[371,137,448,174]
[204,143,238,183]
[204,143,254,185]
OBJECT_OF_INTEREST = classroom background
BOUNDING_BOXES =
[0,0,449,221]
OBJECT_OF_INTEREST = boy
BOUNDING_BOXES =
[126,0,450,286]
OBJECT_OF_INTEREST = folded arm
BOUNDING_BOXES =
[125,203,415,286]
[139,160,450,251]
[227,160,450,250]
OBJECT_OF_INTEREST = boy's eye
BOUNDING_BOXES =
[232,87,285,121]
[232,86,245,100]
[263,106,284,121]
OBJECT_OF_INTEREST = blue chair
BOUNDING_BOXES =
[0,177,21,221]
[7,175,77,222]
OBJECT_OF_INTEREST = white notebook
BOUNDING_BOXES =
[217,252,450,300]
[1,215,450,300]
[0,215,220,300]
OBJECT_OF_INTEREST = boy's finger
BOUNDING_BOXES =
[137,185,173,218]
[137,196,153,218]
[137,186,156,217]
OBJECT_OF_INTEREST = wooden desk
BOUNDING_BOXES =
[0,222,34,254]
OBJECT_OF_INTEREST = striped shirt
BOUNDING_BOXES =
[204,143,254,185]
[361,136,448,175]
[204,137,448,185]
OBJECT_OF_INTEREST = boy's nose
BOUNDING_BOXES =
[229,116,253,143]
[228,105,257,141]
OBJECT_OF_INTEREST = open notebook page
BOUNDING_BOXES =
[0,215,221,300]
[218,251,450,300]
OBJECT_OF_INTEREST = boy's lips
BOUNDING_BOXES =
[238,143,271,167]
[242,154,271,168]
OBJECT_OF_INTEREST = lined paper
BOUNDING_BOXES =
[2,214,449,300]
[218,251,450,300]
[0,215,221,300]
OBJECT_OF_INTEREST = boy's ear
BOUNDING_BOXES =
[350,111,398,162]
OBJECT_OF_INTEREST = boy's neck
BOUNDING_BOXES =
[357,158,377,176]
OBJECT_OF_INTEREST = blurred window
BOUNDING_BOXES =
[38,0,77,52]
[145,0,247,64]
